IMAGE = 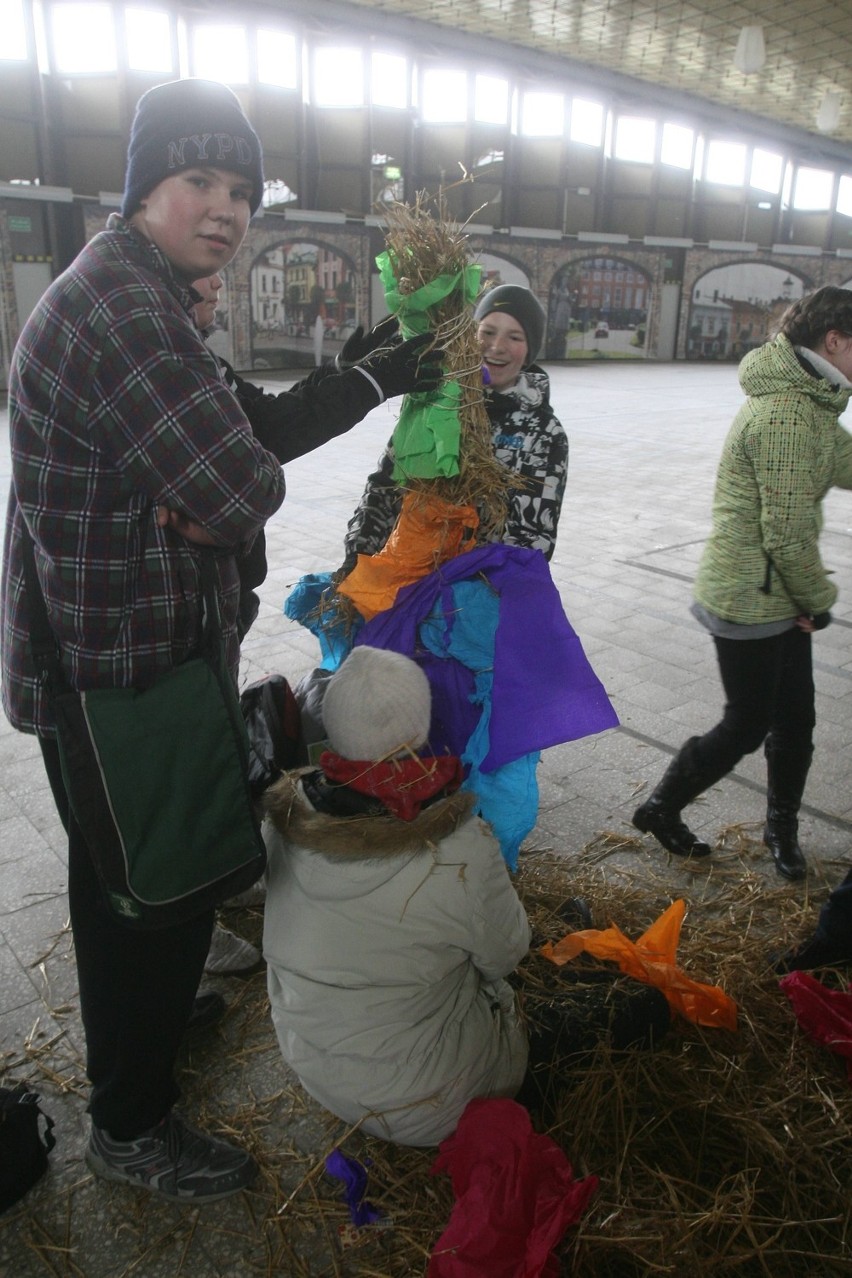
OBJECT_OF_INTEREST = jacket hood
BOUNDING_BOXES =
[491,367,550,409]
[739,334,851,413]
[263,768,476,862]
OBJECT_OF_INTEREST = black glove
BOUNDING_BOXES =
[336,315,400,370]
[359,332,444,400]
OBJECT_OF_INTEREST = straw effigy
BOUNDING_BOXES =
[4,831,851,1277]
[375,188,513,543]
[323,188,516,639]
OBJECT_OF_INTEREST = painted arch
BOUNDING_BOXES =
[546,256,652,361]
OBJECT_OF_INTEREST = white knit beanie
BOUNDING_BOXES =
[321,647,431,761]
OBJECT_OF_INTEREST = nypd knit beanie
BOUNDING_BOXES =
[321,647,432,761]
[473,284,546,363]
[121,78,264,218]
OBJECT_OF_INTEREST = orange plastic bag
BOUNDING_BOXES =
[541,899,737,1031]
[338,489,478,620]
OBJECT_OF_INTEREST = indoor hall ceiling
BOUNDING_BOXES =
[289,0,852,151]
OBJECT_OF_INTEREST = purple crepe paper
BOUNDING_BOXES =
[325,1149,383,1226]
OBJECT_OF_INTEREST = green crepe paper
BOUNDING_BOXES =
[375,252,482,338]
[376,252,482,478]
[392,379,462,481]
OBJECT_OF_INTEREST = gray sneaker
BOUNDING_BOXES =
[204,924,263,976]
[86,1112,257,1201]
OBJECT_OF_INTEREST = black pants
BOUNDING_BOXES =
[816,868,852,945]
[516,970,671,1111]
[692,627,815,778]
[39,737,214,1140]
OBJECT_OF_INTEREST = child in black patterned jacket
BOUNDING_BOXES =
[341,285,568,570]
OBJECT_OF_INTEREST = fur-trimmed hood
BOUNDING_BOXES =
[263,768,476,864]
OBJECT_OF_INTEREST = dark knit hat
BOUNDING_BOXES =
[121,79,264,218]
[473,285,546,363]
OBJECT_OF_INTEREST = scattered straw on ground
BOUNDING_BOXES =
[2,837,850,1277]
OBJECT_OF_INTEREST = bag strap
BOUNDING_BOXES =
[20,513,226,689]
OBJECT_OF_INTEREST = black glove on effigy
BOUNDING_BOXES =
[336,315,400,370]
[357,332,444,400]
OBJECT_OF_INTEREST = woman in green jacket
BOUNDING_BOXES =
[633,286,852,881]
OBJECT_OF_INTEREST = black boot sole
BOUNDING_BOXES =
[632,805,712,858]
[764,826,807,882]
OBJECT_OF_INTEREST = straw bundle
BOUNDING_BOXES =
[377,189,512,543]
[5,836,851,1277]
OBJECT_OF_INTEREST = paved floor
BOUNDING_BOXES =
[1,359,851,1272]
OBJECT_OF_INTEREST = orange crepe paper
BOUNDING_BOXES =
[541,899,737,1031]
[338,489,478,620]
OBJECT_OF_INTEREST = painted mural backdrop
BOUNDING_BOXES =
[250,239,358,370]
[687,264,806,361]
[546,257,651,360]
[475,252,530,292]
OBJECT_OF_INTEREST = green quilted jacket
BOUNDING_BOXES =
[694,334,852,623]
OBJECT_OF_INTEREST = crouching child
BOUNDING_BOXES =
[262,646,530,1146]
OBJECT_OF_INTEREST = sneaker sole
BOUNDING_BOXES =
[85,1145,258,1202]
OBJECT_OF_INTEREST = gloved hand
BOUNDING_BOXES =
[336,315,400,370]
[358,332,444,400]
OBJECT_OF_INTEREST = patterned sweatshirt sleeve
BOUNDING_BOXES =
[502,405,569,561]
[341,440,403,568]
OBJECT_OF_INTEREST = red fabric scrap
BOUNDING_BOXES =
[427,1097,598,1278]
[779,970,852,1082]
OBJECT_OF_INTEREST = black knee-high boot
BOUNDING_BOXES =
[763,737,812,881]
[632,736,731,858]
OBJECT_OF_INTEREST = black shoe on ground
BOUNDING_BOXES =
[558,897,593,930]
[86,1112,257,1201]
[185,992,227,1037]
[632,800,712,858]
[763,823,807,881]
[774,933,852,974]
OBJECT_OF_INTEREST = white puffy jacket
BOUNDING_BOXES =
[262,774,531,1146]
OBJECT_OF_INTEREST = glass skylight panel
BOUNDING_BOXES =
[661,122,693,169]
[422,68,467,122]
[792,166,833,211]
[257,29,298,89]
[2,0,27,59]
[192,24,249,84]
[569,98,603,146]
[371,52,408,108]
[314,47,364,107]
[613,116,656,163]
[124,8,171,73]
[521,91,563,137]
[705,140,746,186]
[51,4,116,72]
[750,148,783,193]
[837,174,852,218]
[475,74,509,124]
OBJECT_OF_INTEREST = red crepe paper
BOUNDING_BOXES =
[427,1097,598,1278]
[541,899,738,1031]
[779,970,852,1082]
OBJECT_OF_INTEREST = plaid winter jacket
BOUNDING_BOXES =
[1,216,285,735]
